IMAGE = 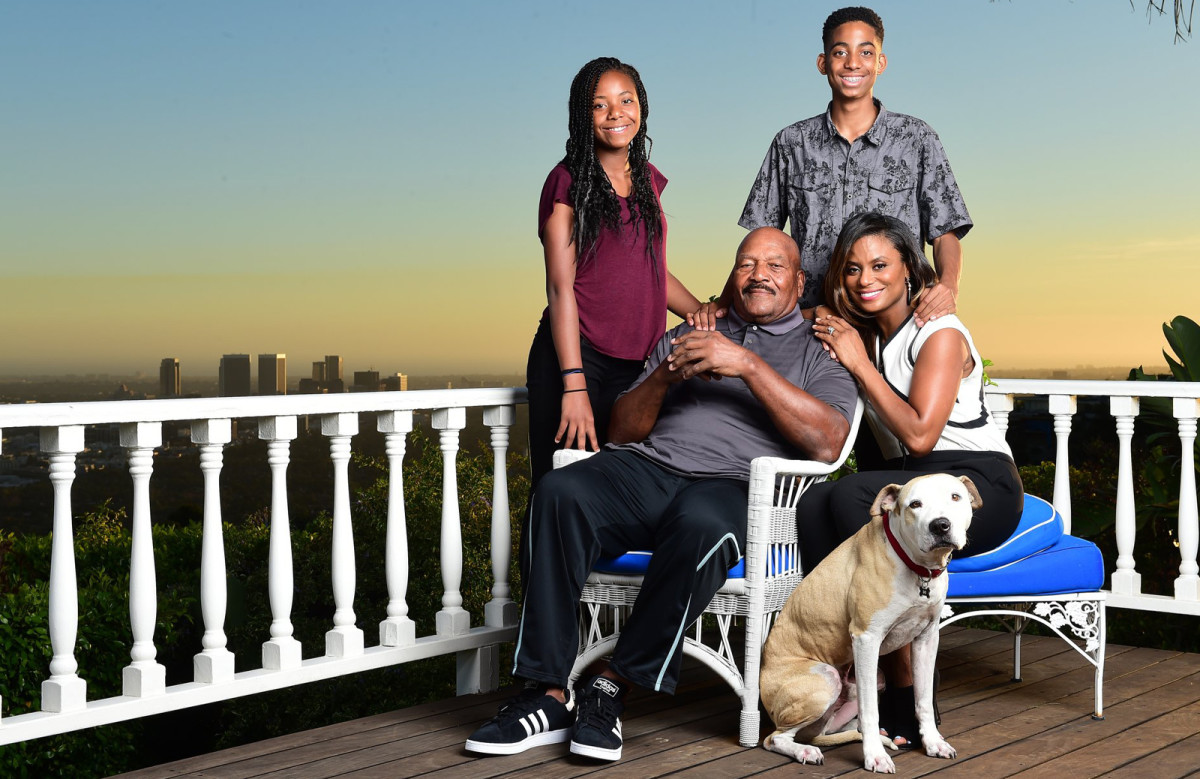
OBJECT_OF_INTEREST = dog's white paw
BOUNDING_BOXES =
[863,746,896,773]
[924,737,957,760]
[795,745,824,765]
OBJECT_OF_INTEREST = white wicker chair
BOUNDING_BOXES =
[554,398,863,747]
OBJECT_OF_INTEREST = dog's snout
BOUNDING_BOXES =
[930,518,951,536]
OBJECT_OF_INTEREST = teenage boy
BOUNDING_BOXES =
[740,6,971,326]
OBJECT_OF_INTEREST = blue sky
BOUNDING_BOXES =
[2,1,1196,376]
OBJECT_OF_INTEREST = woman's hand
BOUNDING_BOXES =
[813,315,872,376]
[556,390,599,451]
[686,300,727,331]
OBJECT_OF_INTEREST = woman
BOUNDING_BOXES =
[800,211,1023,745]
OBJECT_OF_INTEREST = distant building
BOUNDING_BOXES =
[298,377,324,394]
[219,354,252,397]
[312,361,327,383]
[324,355,344,393]
[258,353,287,395]
[159,358,181,397]
[382,373,408,391]
[352,370,381,392]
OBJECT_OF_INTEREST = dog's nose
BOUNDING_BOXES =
[930,518,951,536]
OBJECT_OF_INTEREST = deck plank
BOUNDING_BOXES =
[107,632,1200,779]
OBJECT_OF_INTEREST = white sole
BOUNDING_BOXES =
[570,739,622,761]
[465,728,570,755]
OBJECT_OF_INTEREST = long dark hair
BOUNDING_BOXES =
[824,212,938,335]
[562,57,661,268]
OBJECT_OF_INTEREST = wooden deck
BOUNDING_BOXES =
[112,627,1200,778]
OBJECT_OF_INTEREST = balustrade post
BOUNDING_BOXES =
[191,419,235,683]
[258,416,302,670]
[985,393,1014,436]
[1110,397,1142,595]
[120,422,167,697]
[323,413,364,657]
[483,405,518,628]
[39,425,88,713]
[1049,394,1077,533]
[432,407,470,636]
[1173,398,1200,601]
[377,411,416,647]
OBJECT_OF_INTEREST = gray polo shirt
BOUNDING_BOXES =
[611,305,857,480]
[739,100,972,309]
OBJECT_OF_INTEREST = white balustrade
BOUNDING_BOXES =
[1174,398,1199,600]
[259,415,302,670]
[40,425,87,713]
[378,410,416,647]
[432,407,469,636]
[483,405,518,628]
[120,421,167,697]
[192,419,235,683]
[1048,394,1077,533]
[323,412,364,657]
[0,388,526,746]
[1110,397,1141,596]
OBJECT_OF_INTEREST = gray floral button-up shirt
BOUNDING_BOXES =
[739,100,971,308]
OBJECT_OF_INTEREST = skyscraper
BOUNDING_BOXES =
[382,373,408,391]
[352,370,380,392]
[159,357,181,397]
[325,355,344,393]
[219,354,252,397]
[258,354,287,395]
[312,361,327,383]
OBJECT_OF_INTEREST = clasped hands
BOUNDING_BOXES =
[664,329,750,382]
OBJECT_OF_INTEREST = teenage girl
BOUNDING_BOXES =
[527,57,703,491]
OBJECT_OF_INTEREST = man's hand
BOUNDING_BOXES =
[666,330,752,381]
[913,281,957,327]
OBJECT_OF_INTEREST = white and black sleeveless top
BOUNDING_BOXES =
[865,314,1012,460]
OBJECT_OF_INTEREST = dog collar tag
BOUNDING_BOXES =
[882,510,944,598]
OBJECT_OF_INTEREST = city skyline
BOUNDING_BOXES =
[4,1,1198,378]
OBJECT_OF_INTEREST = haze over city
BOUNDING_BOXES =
[4,1,1196,379]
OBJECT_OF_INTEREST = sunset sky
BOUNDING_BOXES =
[4,1,1197,379]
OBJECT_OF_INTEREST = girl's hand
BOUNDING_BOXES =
[813,315,872,376]
[686,300,727,331]
[556,390,599,451]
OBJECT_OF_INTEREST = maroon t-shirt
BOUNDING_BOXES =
[537,163,668,361]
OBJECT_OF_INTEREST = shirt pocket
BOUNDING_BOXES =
[867,170,917,216]
[797,165,837,222]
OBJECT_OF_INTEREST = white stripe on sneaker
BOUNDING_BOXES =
[520,717,533,738]
[537,710,550,732]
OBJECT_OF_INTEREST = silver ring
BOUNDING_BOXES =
[827,325,835,335]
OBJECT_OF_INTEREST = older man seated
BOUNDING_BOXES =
[465,227,857,762]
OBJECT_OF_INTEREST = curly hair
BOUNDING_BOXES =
[822,6,885,51]
[823,212,938,338]
[561,57,661,272]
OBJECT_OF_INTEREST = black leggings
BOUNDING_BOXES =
[796,450,1024,573]
[523,317,645,581]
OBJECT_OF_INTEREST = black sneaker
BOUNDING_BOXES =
[465,683,575,755]
[570,675,626,761]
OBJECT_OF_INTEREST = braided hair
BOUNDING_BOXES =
[562,57,661,271]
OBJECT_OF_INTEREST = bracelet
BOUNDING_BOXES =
[560,367,584,376]
[562,388,588,394]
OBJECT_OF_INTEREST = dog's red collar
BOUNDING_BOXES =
[882,510,945,581]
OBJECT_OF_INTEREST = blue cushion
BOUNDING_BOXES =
[948,494,1063,574]
[593,549,795,579]
[947,534,1105,598]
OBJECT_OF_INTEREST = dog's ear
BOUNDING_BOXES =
[958,475,984,510]
[870,483,904,520]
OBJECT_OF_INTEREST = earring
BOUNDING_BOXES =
[905,276,912,300]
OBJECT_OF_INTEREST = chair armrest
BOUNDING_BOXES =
[552,449,597,469]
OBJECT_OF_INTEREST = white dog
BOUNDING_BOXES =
[760,473,980,773]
